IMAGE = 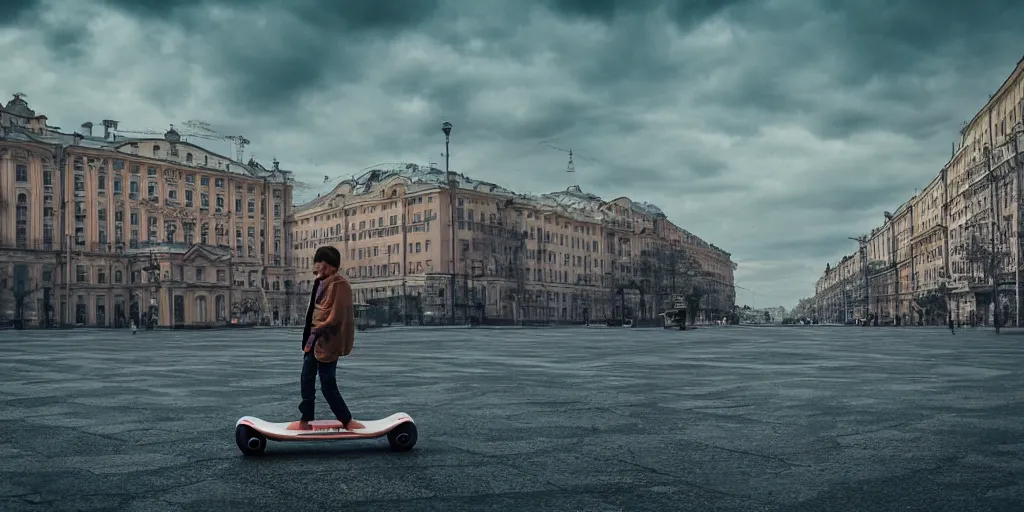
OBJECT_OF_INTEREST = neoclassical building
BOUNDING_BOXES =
[1,92,736,328]
[812,55,1024,326]
[0,94,295,327]
[290,164,736,324]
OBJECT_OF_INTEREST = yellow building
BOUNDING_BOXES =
[0,94,295,327]
[865,212,896,322]
[811,55,1024,326]
[289,167,736,325]
[910,171,949,319]
[892,198,915,324]
[1,93,736,328]
[813,249,865,324]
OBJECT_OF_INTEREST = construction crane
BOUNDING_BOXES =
[539,141,577,173]
[114,121,251,162]
[539,140,605,187]
[182,120,250,162]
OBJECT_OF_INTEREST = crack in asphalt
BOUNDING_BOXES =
[832,422,912,438]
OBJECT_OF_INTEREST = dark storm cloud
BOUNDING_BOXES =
[763,179,921,216]
[545,0,748,29]
[690,0,1024,142]
[89,0,444,113]
[0,0,41,24]
[5,0,1022,307]
[96,0,442,29]
[755,234,851,262]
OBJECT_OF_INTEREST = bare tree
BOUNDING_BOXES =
[961,231,1012,327]
[0,264,39,328]
[634,241,703,324]
[469,198,528,324]
[232,297,261,324]
[913,282,948,326]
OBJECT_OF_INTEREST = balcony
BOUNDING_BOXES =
[3,238,58,251]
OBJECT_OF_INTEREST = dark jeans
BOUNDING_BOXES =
[298,351,353,425]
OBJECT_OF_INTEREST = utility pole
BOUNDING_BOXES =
[890,218,898,325]
[987,146,1000,333]
[65,233,72,324]
[843,282,848,323]
[849,235,869,323]
[1011,123,1022,328]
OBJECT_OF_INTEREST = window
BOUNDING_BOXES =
[15,194,28,248]
[76,265,88,283]
[15,164,28,182]
[195,267,205,281]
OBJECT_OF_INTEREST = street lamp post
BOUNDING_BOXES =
[442,121,456,325]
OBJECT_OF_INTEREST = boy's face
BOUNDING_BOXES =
[313,260,337,279]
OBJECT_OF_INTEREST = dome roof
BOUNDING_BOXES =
[164,126,181,142]
[4,94,36,117]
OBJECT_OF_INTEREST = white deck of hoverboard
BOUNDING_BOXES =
[237,412,412,440]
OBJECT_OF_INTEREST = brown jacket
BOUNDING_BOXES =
[309,273,355,363]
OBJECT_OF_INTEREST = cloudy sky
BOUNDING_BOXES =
[3,0,1023,309]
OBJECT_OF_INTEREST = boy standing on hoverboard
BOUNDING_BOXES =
[288,246,366,431]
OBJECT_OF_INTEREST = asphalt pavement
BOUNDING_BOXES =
[0,325,1022,511]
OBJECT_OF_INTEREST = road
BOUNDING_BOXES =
[0,325,1021,511]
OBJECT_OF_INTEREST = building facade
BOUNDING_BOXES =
[289,166,737,325]
[0,94,296,328]
[1,93,736,328]
[811,56,1024,326]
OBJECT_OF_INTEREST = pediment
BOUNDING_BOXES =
[181,244,231,264]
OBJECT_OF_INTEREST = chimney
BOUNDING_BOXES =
[101,119,119,139]
[81,122,93,137]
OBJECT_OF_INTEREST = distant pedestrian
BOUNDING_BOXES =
[131,320,137,335]
[948,316,955,335]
